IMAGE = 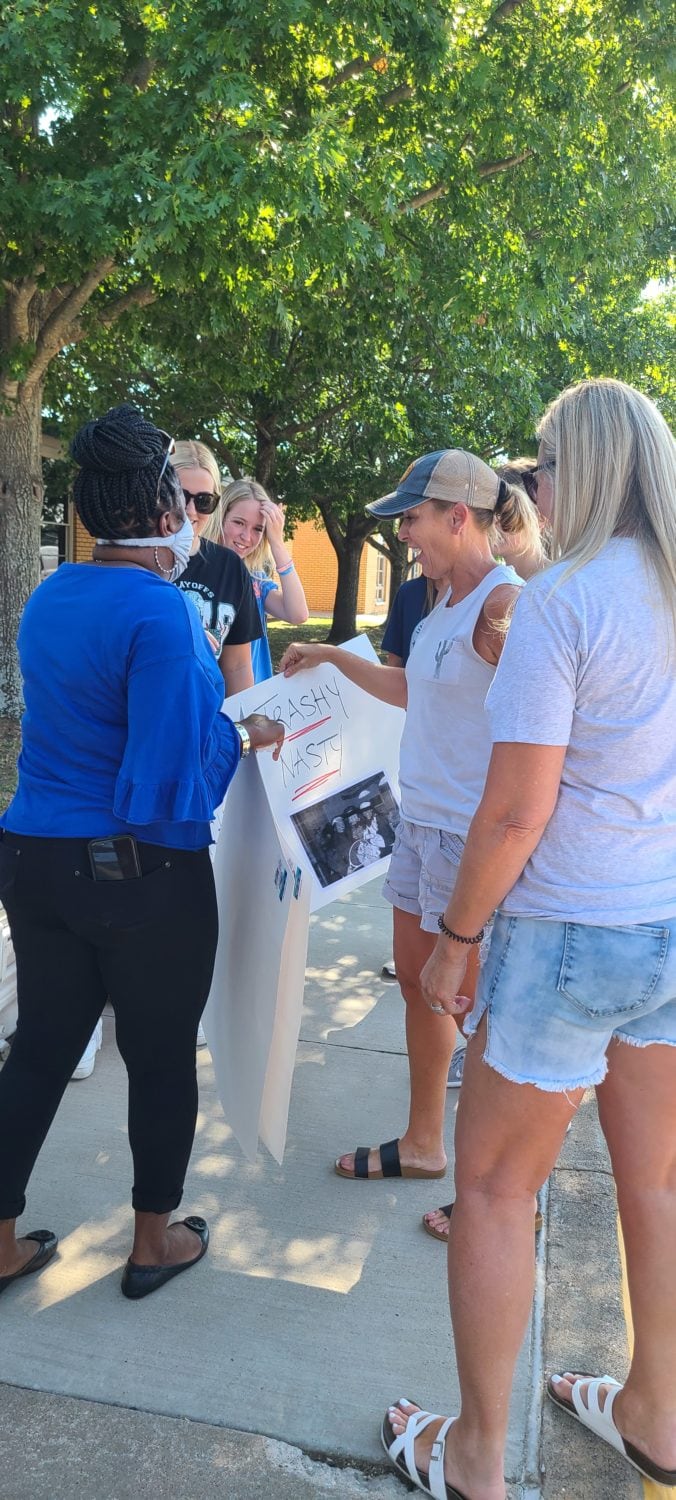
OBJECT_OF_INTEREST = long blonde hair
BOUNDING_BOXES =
[171,439,222,496]
[210,476,276,576]
[537,378,676,633]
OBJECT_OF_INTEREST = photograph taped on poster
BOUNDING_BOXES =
[290,772,399,889]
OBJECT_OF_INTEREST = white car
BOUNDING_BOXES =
[39,544,59,578]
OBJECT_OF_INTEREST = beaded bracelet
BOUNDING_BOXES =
[278,561,295,577]
[437,915,485,944]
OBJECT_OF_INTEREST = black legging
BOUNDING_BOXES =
[0,832,218,1219]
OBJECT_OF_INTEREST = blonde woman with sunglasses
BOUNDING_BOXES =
[172,442,263,694]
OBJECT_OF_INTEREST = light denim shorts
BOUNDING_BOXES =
[465,912,676,1092]
[382,819,465,933]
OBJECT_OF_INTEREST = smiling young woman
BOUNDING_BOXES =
[206,477,309,685]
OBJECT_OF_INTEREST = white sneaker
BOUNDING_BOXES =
[196,1022,208,1048]
[71,1019,103,1081]
[447,1043,466,1089]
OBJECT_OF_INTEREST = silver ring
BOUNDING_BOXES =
[430,1003,446,1015]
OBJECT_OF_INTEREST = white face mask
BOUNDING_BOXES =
[98,514,194,582]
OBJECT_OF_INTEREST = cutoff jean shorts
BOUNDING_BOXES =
[382,819,467,933]
[465,911,676,1093]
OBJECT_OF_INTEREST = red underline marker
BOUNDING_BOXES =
[286,715,332,743]
[292,769,340,801]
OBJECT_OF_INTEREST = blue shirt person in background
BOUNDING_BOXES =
[381,574,431,666]
[0,404,283,1304]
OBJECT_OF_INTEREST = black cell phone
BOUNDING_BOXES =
[88,836,142,882]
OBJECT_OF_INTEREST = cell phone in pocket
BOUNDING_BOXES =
[88,836,142,882]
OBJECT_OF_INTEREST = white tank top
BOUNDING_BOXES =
[399,564,521,835]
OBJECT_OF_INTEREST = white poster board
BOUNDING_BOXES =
[223,636,404,911]
[202,752,310,1162]
[205,635,404,1160]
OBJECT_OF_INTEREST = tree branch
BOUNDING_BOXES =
[315,497,346,554]
[29,282,156,393]
[365,535,391,561]
[367,524,408,564]
[3,278,37,348]
[23,257,116,392]
[477,149,533,177]
[398,183,447,212]
[381,83,414,108]
[485,0,530,25]
[124,55,157,91]
[44,284,75,319]
[211,443,242,481]
[93,283,157,331]
[277,399,349,441]
[398,149,533,212]
[318,55,387,90]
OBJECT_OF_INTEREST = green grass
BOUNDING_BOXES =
[267,614,386,669]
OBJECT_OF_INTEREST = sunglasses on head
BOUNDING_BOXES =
[155,430,176,505]
[180,486,221,516]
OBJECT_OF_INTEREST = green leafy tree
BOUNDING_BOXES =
[3,0,673,708]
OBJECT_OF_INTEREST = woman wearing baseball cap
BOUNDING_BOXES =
[281,447,540,1189]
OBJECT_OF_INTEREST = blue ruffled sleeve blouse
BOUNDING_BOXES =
[1,564,241,849]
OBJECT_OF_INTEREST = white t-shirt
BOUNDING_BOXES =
[486,538,676,924]
[400,564,521,836]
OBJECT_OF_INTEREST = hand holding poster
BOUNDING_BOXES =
[225,636,405,911]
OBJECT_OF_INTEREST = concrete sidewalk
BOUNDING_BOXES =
[0,881,645,1498]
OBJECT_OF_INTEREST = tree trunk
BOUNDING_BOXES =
[386,545,408,618]
[254,429,277,493]
[326,533,365,643]
[0,386,43,718]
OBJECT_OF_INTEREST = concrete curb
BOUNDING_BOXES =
[0,1384,402,1500]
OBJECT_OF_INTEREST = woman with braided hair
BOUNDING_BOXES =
[0,404,283,1302]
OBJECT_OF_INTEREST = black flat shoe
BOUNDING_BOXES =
[121,1216,209,1300]
[0,1230,58,1296]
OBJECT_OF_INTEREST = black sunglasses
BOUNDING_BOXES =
[181,486,221,516]
[522,461,555,504]
[521,469,538,504]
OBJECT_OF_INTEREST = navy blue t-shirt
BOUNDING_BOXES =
[381,575,430,665]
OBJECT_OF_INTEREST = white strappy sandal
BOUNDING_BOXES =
[381,1404,469,1500]
[547,1373,676,1488]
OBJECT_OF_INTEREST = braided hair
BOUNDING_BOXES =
[71,404,181,539]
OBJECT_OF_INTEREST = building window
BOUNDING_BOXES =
[40,457,72,575]
[374,551,387,605]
